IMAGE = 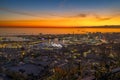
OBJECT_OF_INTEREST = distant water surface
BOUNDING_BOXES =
[0,28,120,35]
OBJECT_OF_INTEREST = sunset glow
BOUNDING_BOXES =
[0,0,120,27]
[0,16,120,27]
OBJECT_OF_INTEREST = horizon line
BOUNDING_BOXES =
[0,25,120,28]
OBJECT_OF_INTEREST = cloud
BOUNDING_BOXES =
[94,12,120,21]
[94,8,120,21]
[95,15,112,21]
[1,7,119,20]
[113,13,120,17]
[98,17,112,21]
[92,14,112,21]
[53,13,92,19]
[65,13,116,21]
[54,13,88,18]
[0,7,75,19]
[0,7,42,17]
[69,13,87,18]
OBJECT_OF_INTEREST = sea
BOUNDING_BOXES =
[0,28,120,36]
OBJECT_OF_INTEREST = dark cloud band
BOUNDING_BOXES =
[0,7,41,17]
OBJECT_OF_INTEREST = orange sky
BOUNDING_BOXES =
[0,15,120,27]
[1,0,120,27]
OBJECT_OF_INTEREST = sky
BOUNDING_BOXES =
[0,0,120,27]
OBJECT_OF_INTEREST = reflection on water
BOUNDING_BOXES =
[0,28,120,35]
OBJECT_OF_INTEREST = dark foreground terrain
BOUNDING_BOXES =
[0,32,120,80]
